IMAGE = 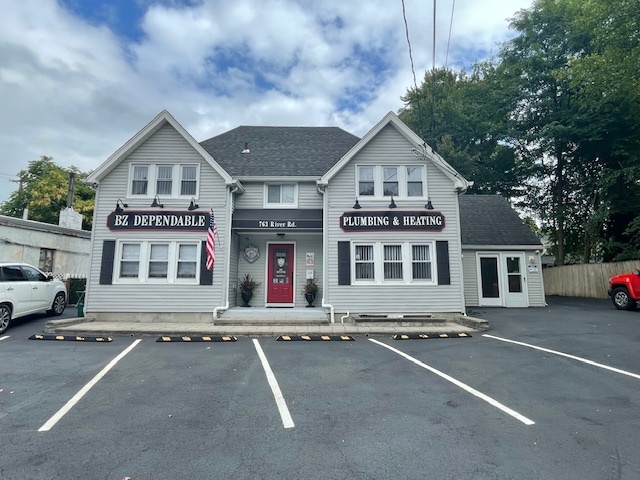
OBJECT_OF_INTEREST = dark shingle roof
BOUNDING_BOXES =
[199,126,361,177]
[459,195,542,246]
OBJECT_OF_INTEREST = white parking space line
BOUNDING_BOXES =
[0,335,9,341]
[369,338,535,426]
[483,334,640,381]
[252,339,295,429]
[38,339,142,432]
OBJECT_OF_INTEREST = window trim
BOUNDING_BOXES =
[355,164,426,199]
[128,163,200,199]
[264,183,298,208]
[351,241,436,285]
[114,240,200,284]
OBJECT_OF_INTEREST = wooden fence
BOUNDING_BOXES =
[543,261,640,298]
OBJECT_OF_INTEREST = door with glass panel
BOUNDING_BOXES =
[504,254,528,307]
[477,254,502,306]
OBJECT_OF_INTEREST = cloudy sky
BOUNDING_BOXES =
[0,0,533,204]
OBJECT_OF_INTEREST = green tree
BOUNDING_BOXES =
[0,156,94,230]
[398,66,528,198]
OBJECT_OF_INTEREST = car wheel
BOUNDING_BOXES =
[611,287,637,311]
[48,292,66,316]
[0,304,11,334]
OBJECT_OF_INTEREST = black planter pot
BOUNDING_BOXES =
[241,291,253,307]
[305,292,316,307]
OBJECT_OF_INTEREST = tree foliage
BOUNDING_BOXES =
[0,156,94,230]
[398,0,640,264]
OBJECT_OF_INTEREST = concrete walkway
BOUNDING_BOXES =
[45,311,488,337]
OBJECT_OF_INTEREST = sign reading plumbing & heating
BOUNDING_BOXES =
[340,211,445,232]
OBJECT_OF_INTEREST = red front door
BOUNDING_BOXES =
[267,243,294,304]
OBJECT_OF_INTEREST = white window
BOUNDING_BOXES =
[156,166,173,195]
[131,166,149,195]
[265,184,297,207]
[180,166,197,196]
[407,166,424,197]
[352,242,435,284]
[116,242,200,283]
[129,163,199,198]
[355,165,425,198]
[411,245,432,280]
[355,245,375,280]
[383,245,403,280]
[148,244,169,278]
[120,243,141,278]
[383,167,398,196]
[358,166,375,196]
[177,244,197,278]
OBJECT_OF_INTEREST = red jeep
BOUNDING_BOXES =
[608,268,640,310]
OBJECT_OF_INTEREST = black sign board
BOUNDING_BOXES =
[340,210,445,232]
[107,211,209,231]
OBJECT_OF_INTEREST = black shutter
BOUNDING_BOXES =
[99,240,116,285]
[436,241,450,285]
[337,241,351,285]
[200,240,213,285]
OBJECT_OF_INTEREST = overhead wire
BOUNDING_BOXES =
[401,0,418,92]
[445,0,456,68]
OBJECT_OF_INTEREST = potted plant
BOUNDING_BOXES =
[302,278,319,307]
[238,273,261,307]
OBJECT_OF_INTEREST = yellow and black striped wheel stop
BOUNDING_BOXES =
[392,333,472,340]
[156,335,238,342]
[29,334,113,342]
[276,335,354,341]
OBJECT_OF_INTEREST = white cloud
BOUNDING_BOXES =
[0,0,533,205]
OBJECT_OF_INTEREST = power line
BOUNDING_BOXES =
[445,0,456,68]
[400,0,418,91]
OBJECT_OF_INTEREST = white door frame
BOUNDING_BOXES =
[476,252,529,308]
[265,241,296,307]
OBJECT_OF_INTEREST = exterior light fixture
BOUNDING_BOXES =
[426,198,434,210]
[353,198,361,209]
[150,195,164,208]
[277,233,285,238]
[389,197,397,209]
[115,199,128,213]
[187,198,199,211]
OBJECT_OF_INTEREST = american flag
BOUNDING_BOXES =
[206,211,217,271]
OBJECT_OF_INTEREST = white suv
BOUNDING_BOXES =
[0,263,67,334]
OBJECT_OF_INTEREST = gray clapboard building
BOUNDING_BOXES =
[84,110,544,323]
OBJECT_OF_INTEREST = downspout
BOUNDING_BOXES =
[317,182,335,323]
[213,184,239,320]
[454,186,468,316]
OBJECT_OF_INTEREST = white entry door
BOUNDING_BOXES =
[504,254,528,307]
[477,253,529,307]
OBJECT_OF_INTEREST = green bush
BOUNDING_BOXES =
[68,278,87,305]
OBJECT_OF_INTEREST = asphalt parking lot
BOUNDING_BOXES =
[1,296,639,480]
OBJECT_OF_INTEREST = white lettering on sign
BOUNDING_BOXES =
[402,215,443,226]
[342,216,390,227]
[131,214,206,228]
[114,215,129,227]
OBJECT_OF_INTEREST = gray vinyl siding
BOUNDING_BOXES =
[236,181,321,209]
[524,250,546,306]
[86,123,229,315]
[234,234,322,307]
[326,124,465,314]
[461,249,480,307]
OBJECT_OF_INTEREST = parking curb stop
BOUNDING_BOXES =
[276,335,355,341]
[392,333,472,340]
[156,335,238,342]
[29,334,113,342]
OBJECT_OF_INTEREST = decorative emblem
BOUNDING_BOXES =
[243,245,260,263]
